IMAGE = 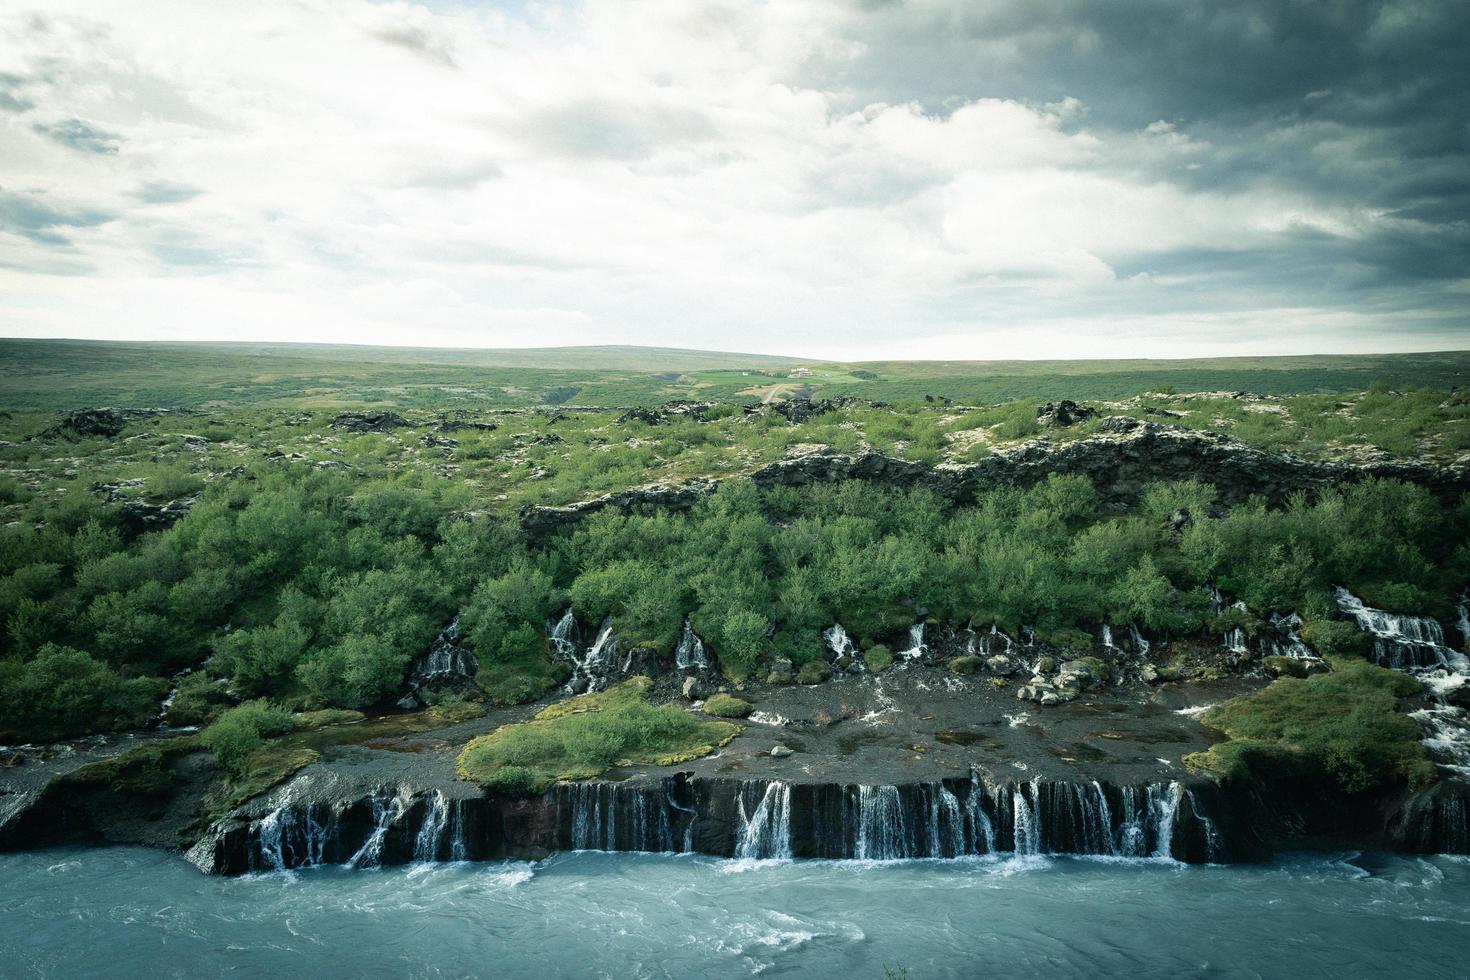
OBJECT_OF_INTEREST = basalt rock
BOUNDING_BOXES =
[330,411,414,433]
[46,407,170,439]
[519,479,717,540]
[1036,400,1097,428]
[118,496,197,537]
[617,401,711,425]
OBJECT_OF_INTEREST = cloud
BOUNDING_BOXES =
[0,189,114,245]
[0,0,1463,357]
[31,117,122,154]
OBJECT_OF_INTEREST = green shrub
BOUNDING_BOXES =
[703,693,753,718]
[200,700,294,780]
[1300,618,1371,659]
[0,644,166,741]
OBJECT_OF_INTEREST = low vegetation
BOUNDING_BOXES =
[702,693,753,718]
[455,678,741,795]
[1184,658,1435,793]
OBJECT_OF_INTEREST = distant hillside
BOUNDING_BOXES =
[0,338,1466,410]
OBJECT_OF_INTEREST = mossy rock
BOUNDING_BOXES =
[703,693,753,718]
[428,699,487,724]
[797,660,831,685]
[948,655,983,675]
[1263,656,1310,679]
[863,645,894,673]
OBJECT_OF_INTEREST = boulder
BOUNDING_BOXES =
[770,744,794,758]
[330,411,413,433]
[1036,400,1098,428]
[985,655,1018,676]
[119,496,197,537]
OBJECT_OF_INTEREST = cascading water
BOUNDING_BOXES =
[413,790,467,863]
[412,617,478,685]
[550,611,619,695]
[346,788,413,870]
[897,623,927,661]
[251,802,334,872]
[566,782,677,853]
[673,620,708,671]
[1334,587,1468,673]
[735,781,792,859]
[823,624,860,667]
[854,786,912,860]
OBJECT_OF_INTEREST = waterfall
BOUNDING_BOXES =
[854,786,912,860]
[1149,782,1183,859]
[1011,781,1042,856]
[413,616,478,685]
[674,620,708,670]
[735,781,792,859]
[1457,593,1470,652]
[251,802,333,872]
[1334,587,1468,673]
[347,788,412,869]
[566,782,676,852]
[965,772,997,855]
[551,612,619,695]
[413,790,462,863]
[897,623,927,660]
[1185,789,1225,862]
[1261,612,1315,660]
[823,623,860,665]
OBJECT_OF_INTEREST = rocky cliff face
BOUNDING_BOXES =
[519,418,1470,537]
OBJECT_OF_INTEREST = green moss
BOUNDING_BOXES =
[63,737,201,796]
[1300,618,1371,659]
[703,693,753,718]
[1186,658,1435,793]
[863,645,893,673]
[293,708,366,730]
[456,678,741,795]
[948,655,983,674]
[797,660,832,685]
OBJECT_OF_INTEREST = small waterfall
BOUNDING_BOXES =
[1185,789,1225,862]
[897,623,926,660]
[251,802,334,872]
[1149,782,1183,859]
[565,782,676,852]
[1011,781,1042,856]
[823,623,860,665]
[735,781,792,859]
[965,772,997,854]
[347,788,413,869]
[674,620,708,670]
[1261,612,1315,660]
[1457,593,1470,652]
[972,624,1014,659]
[854,786,912,860]
[1129,624,1151,659]
[413,790,464,863]
[412,616,478,685]
[551,612,618,695]
[1334,587,1468,673]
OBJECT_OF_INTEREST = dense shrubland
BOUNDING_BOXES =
[2,420,1467,745]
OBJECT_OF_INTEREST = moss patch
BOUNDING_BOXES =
[1184,657,1434,793]
[476,650,568,706]
[456,677,740,795]
[702,693,753,718]
[863,645,894,673]
[293,708,366,730]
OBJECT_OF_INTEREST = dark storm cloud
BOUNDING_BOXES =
[828,0,1470,289]
[0,189,114,245]
[31,117,122,154]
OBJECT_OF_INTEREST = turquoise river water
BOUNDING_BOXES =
[3,848,1470,978]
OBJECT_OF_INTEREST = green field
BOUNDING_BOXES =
[2,339,1466,410]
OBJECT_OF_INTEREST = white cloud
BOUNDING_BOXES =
[0,0,1459,358]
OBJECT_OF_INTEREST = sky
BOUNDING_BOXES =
[0,0,1467,360]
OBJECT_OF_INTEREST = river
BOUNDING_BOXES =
[3,848,1469,978]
